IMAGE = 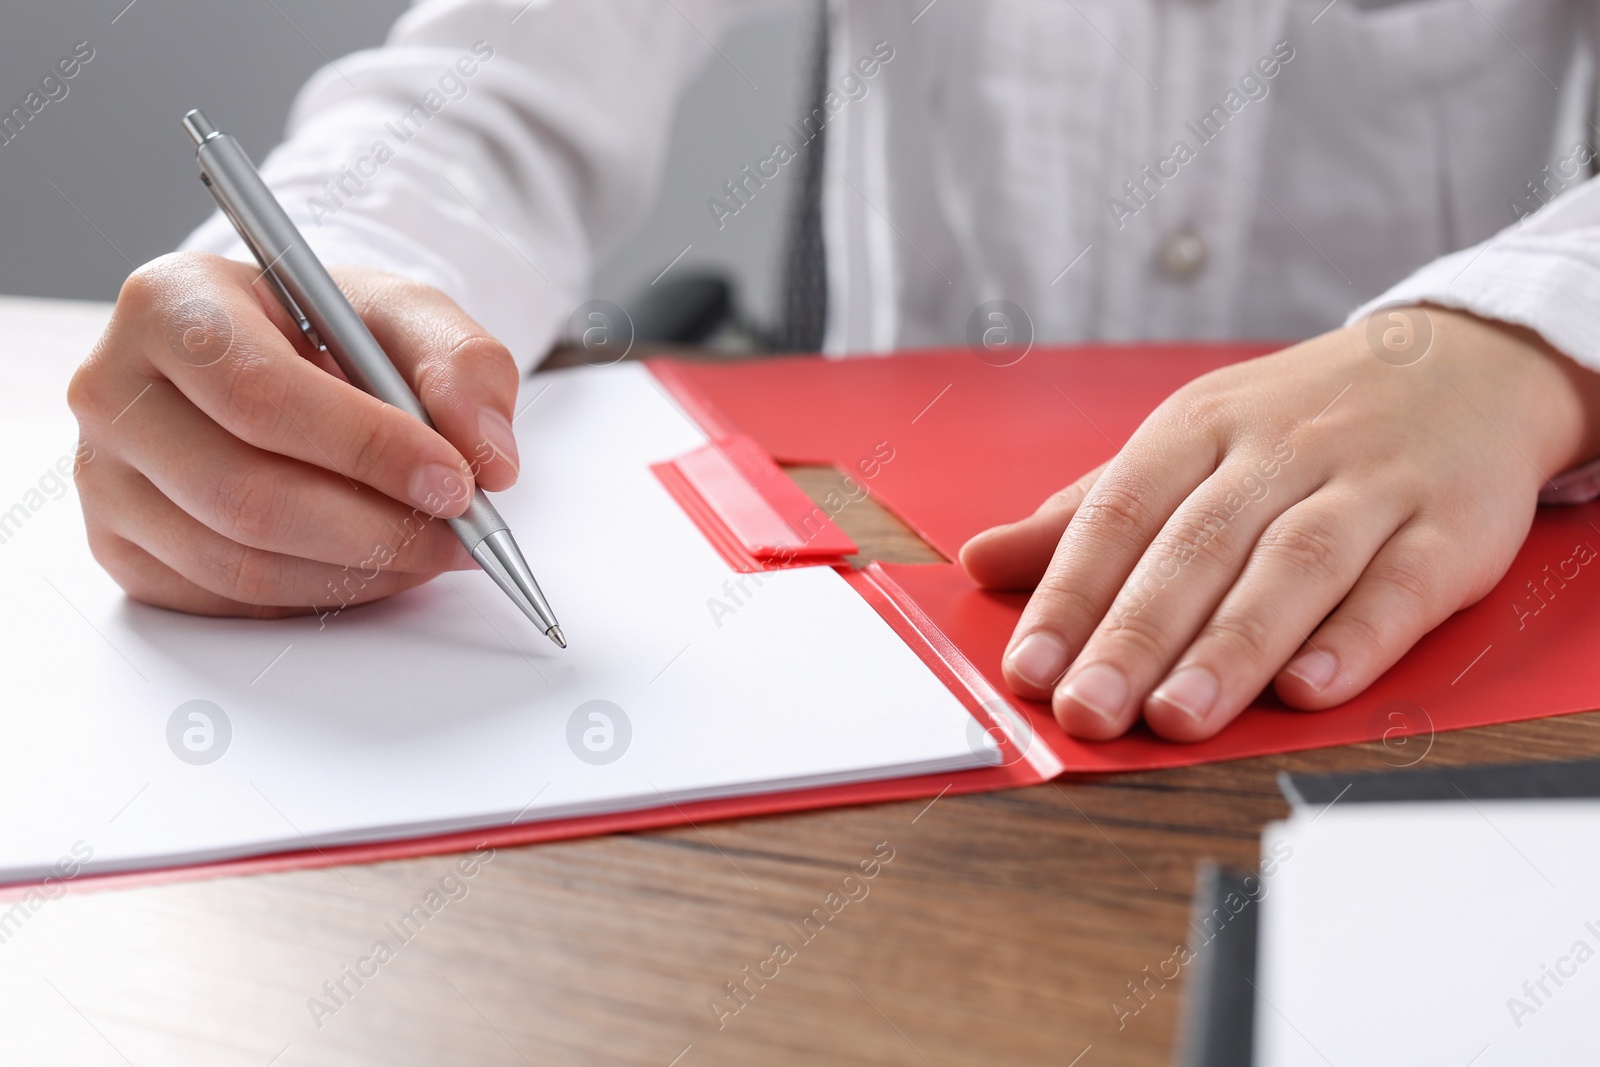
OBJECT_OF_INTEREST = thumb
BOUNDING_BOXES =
[959,461,1108,590]
[336,268,523,493]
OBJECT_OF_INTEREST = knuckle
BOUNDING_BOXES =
[119,251,212,316]
[85,531,179,612]
[345,407,398,485]
[1373,550,1439,611]
[212,462,289,547]
[84,528,135,588]
[1461,558,1503,603]
[1027,580,1107,637]
[417,332,518,414]
[1097,603,1173,662]
[116,260,166,316]
[66,360,110,422]
[217,354,283,440]
[1258,515,1344,583]
[70,443,105,491]
[1072,464,1105,496]
[1330,608,1387,661]
[448,333,516,386]
[1042,483,1088,515]
[216,544,283,605]
[1163,380,1230,430]
[70,331,157,428]
[1074,476,1160,542]
[1157,503,1242,572]
[1199,609,1275,660]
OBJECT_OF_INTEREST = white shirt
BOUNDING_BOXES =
[184,0,1600,378]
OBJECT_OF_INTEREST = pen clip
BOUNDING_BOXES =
[202,174,327,355]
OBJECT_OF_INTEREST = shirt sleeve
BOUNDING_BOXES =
[1347,1,1600,371]
[1345,168,1600,503]
[181,0,757,372]
[1346,164,1600,374]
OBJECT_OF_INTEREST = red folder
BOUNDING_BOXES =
[34,344,1600,895]
[653,344,1600,771]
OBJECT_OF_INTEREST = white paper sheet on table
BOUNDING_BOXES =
[1256,801,1600,1066]
[0,363,993,883]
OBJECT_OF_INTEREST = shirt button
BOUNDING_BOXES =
[1157,227,1207,282]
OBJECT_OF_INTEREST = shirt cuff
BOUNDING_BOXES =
[1346,234,1600,376]
[1347,234,1600,505]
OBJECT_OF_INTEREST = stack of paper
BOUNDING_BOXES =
[0,364,994,884]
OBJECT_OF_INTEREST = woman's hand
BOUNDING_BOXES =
[960,307,1600,742]
[68,252,523,619]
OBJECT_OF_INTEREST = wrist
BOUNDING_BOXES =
[1414,305,1600,478]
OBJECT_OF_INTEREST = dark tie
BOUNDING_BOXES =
[772,0,830,353]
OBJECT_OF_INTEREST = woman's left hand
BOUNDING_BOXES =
[959,307,1600,742]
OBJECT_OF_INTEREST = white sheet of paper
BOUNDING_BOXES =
[0,363,993,882]
[1256,801,1600,1066]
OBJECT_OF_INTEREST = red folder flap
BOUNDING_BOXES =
[652,434,856,571]
[649,347,1600,771]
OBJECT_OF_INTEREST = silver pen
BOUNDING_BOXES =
[182,109,566,649]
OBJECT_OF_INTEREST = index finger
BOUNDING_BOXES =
[1000,425,1217,700]
[337,269,523,493]
[125,253,477,518]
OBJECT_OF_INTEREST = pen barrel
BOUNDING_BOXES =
[189,111,558,636]
[193,133,431,428]
[447,493,509,546]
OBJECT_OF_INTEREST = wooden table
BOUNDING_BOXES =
[5,299,1597,1066]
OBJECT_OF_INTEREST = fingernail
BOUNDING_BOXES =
[1151,665,1219,724]
[1284,650,1338,693]
[409,462,470,516]
[1059,662,1128,724]
[1005,631,1069,689]
[477,406,520,475]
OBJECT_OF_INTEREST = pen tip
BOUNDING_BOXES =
[547,626,567,650]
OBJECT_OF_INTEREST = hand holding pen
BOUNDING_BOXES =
[65,111,563,644]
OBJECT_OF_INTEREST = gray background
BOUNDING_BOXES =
[0,0,803,327]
